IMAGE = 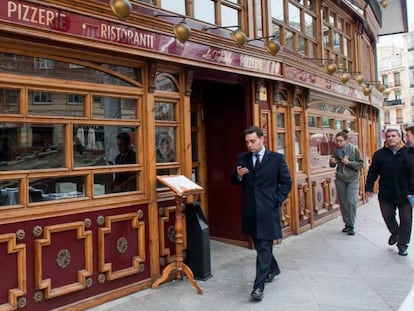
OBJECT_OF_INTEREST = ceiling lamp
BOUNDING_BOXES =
[155,14,191,44]
[174,20,191,44]
[202,26,247,47]
[362,85,372,96]
[382,89,391,96]
[355,74,365,85]
[340,72,350,84]
[303,58,337,75]
[247,35,281,56]
[109,0,132,20]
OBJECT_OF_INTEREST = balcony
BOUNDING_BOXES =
[384,99,403,107]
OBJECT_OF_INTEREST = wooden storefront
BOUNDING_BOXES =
[0,0,388,310]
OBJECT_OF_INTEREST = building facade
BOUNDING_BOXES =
[378,31,414,132]
[0,0,407,310]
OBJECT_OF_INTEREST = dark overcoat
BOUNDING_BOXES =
[231,149,292,240]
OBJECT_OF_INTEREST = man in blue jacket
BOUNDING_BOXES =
[365,128,410,256]
[231,126,292,301]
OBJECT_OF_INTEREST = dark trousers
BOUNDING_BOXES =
[252,238,280,291]
[379,201,412,246]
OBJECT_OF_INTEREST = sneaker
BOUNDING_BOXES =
[388,234,399,246]
[342,225,350,233]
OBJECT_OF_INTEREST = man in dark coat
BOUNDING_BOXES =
[365,128,410,256]
[231,126,292,301]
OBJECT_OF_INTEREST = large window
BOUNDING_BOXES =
[322,5,353,70]
[270,0,317,56]
[0,53,143,208]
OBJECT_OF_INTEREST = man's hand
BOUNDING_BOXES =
[237,166,249,179]
[365,191,373,197]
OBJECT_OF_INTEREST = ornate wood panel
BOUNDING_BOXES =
[158,204,187,267]
[98,211,146,281]
[34,221,92,299]
[0,233,26,310]
[298,181,311,227]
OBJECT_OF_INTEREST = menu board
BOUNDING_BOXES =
[157,175,204,196]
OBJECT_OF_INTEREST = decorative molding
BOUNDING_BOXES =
[98,212,145,281]
[34,221,93,299]
[0,233,26,310]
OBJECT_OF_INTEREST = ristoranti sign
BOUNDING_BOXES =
[0,0,281,76]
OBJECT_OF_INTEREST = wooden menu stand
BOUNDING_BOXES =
[152,175,204,295]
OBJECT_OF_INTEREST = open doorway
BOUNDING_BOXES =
[191,80,251,246]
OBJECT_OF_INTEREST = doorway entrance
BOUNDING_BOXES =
[191,80,250,245]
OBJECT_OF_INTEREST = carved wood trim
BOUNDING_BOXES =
[0,233,26,310]
[158,205,187,264]
[34,221,92,299]
[98,212,145,281]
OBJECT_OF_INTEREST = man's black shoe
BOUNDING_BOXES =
[388,234,399,245]
[398,244,408,256]
[250,288,263,301]
[347,228,355,235]
[342,225,349,233]
[265,269,281,283]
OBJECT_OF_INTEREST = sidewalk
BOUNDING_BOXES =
[88,197,414,311]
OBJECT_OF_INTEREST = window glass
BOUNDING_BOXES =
[221,5,239,27]
[155,102,175,121]
[308,116,318,127]
[194,0,215,23]
[73,125,136,168]
[304,13,314,37]
[161,0,186,15]
[0,54,137,86]
[0,180,20,206]
[271,0,284,21]
[94,171,138,194]
[156,127,176,163]
[277,112,285,128]
[29,175,85,202]
[295,130,302,154]
[288,3,301,31]
[28,91,85,117]
[155,75,179,92]
[277,133,285,154]
[309,132,335,170]
[191,131,199,161]
[0,122,64,171]
[0,88,19,114]
[92,96,137,120]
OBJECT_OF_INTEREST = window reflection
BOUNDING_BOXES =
[156,127,176,163]
[0,123,64,171]
[73,125,136,168]
[277,133,285,154]
[28,91,84,117]
[92,96,137,120]
[0,88,19,114]
[194,0,215,23]
[309,132,336,170]
[155,102,175,121]
[28,176,85,202]
[94,171,138,195]
[0,180,20,206]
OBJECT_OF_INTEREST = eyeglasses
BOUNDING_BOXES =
[335,139,345,142]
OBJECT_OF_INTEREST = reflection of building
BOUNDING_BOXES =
[0,1,408,310]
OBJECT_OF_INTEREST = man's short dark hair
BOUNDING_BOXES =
[117,132,131,144]
[244,126,263,137]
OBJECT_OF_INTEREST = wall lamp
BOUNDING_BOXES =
[379,0,387,9]
[363,81,388,93]
[202,26,248,47]
[302,58,337,75]
[247,35,281,56]
[154,13,191,44]
[338,69,365,84]
[109,0,132,20]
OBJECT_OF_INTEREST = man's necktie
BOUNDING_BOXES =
[254,154,260,170]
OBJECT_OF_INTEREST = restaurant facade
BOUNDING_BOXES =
[0,0,408,310]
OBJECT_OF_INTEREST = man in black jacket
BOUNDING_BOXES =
[365,128,410,256]
[231,126,292,301]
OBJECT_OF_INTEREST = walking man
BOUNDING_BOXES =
[365,128,411,256]
[231,126,292,301]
